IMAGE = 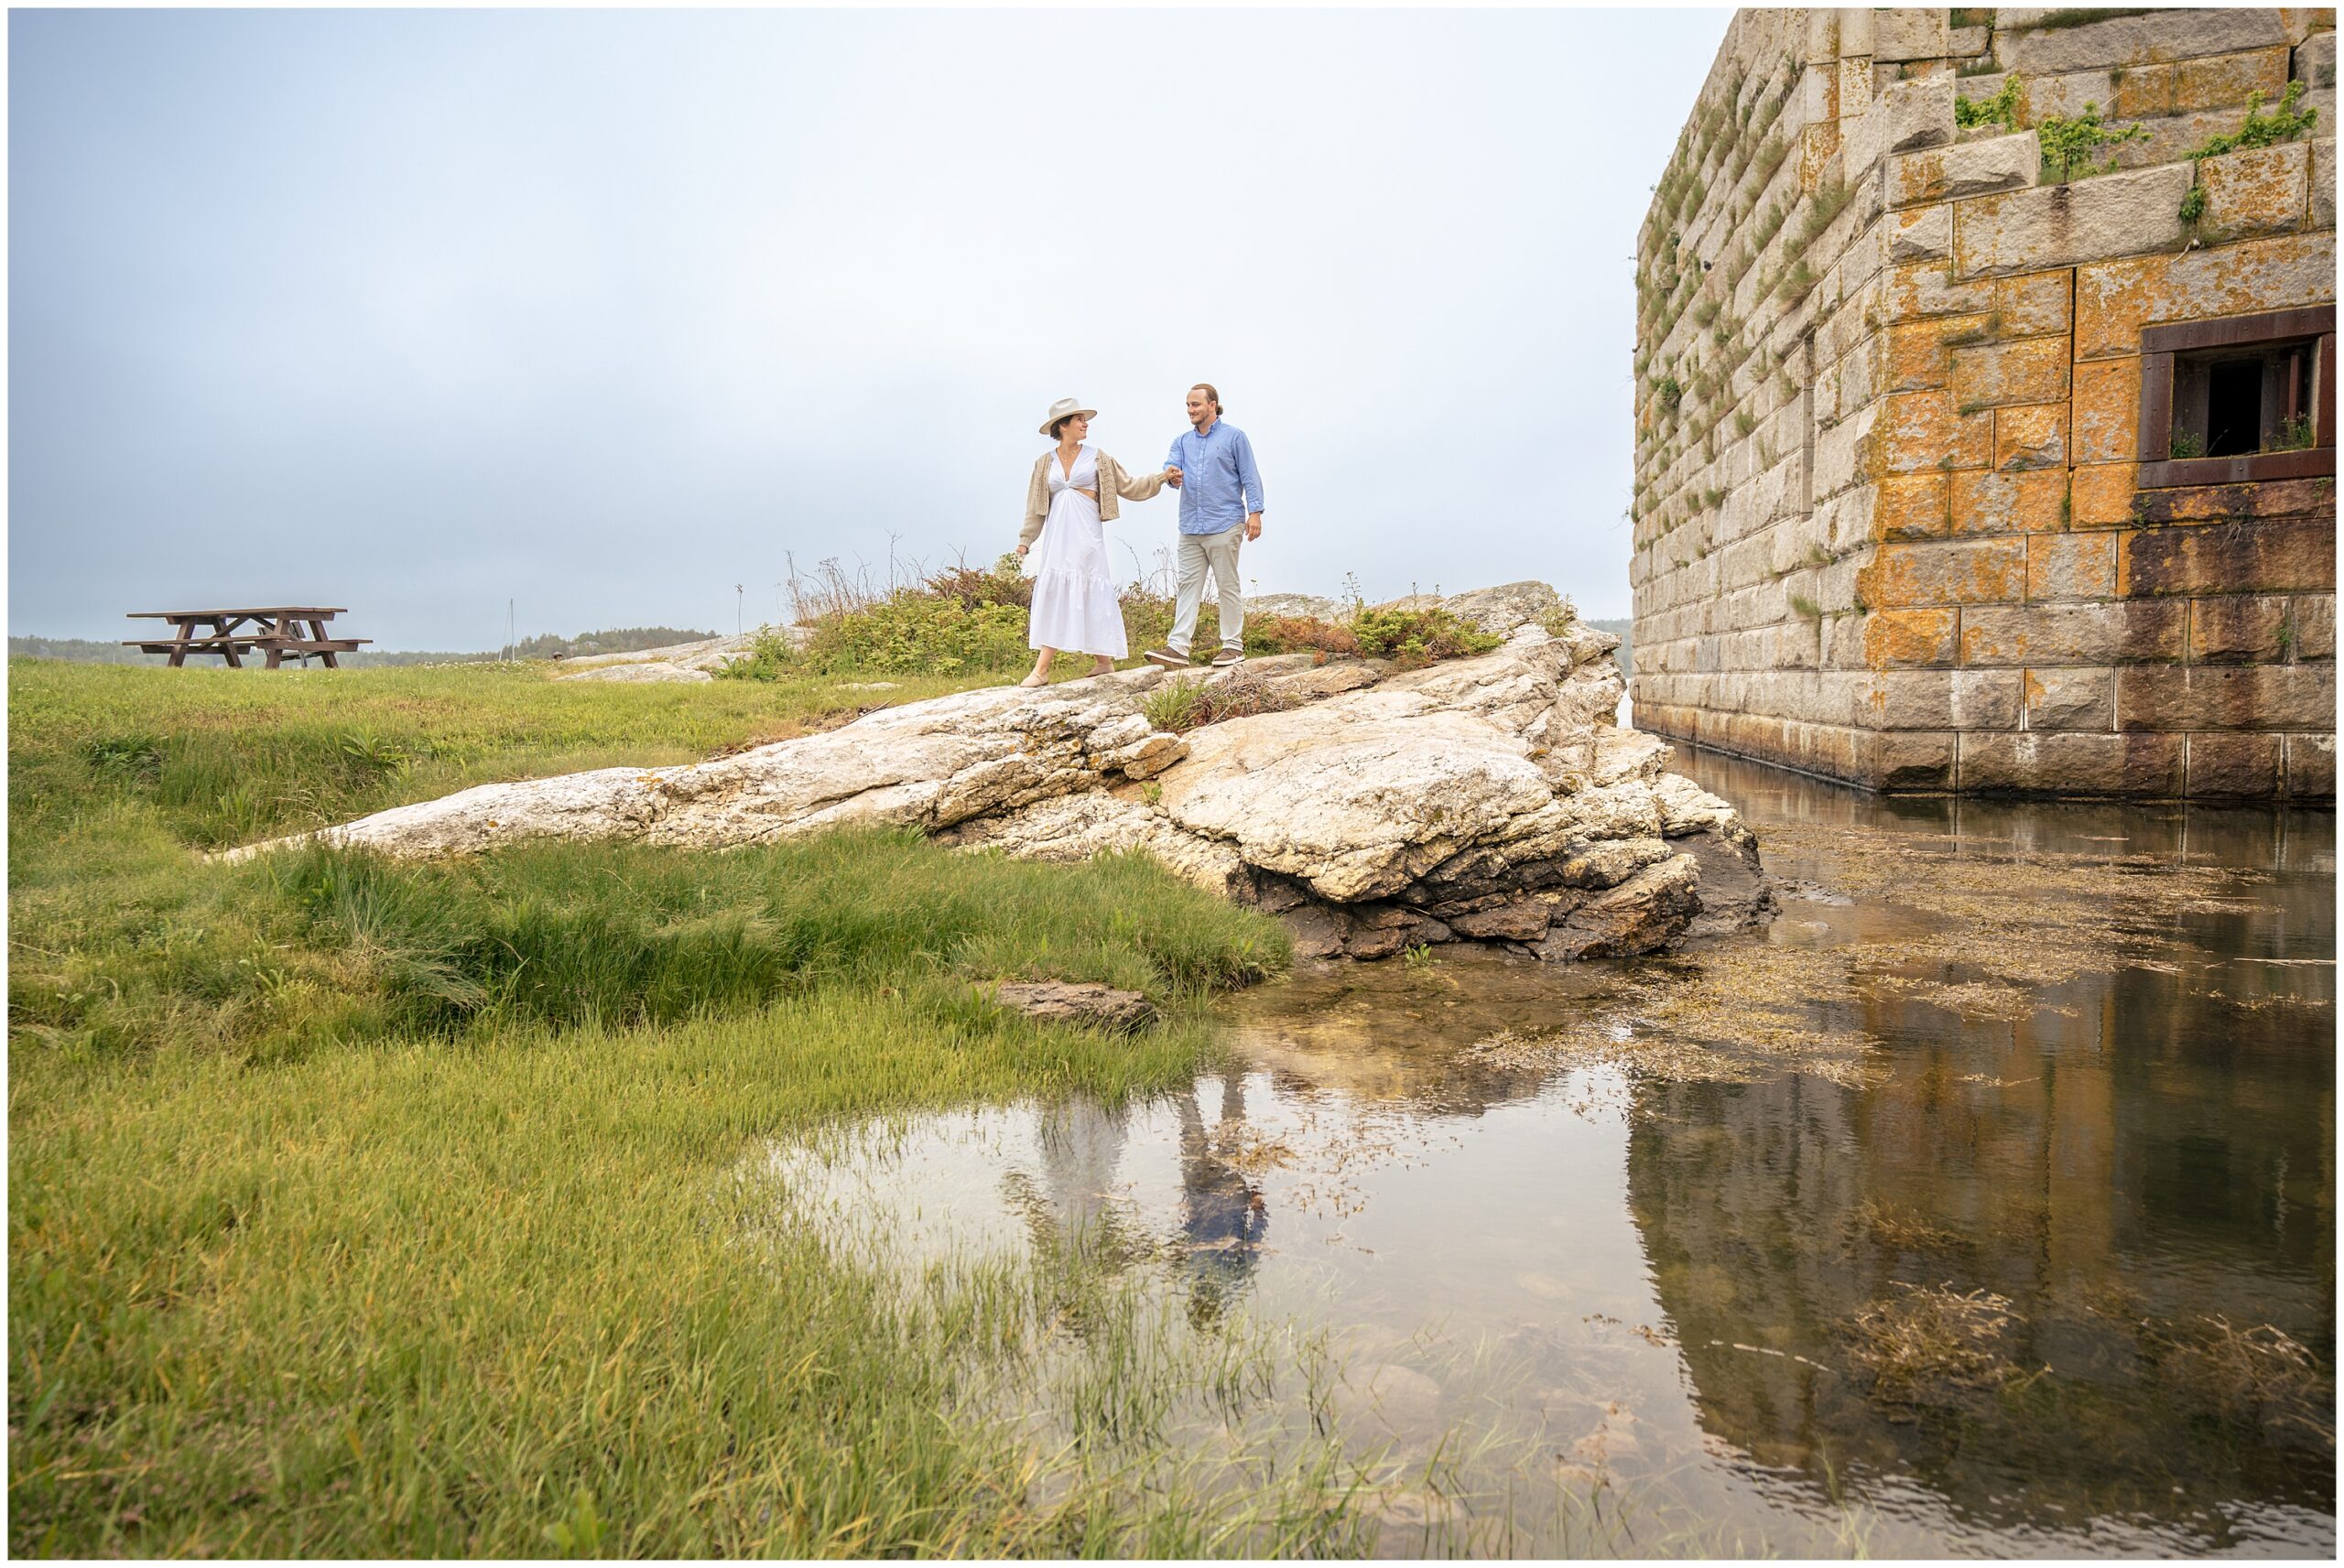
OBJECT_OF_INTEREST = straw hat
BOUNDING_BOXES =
[1037,396,1097,436]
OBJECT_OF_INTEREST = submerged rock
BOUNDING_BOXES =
[228,589,1770,962]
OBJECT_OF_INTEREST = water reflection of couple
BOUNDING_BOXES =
[1015,384,1267,687]
[1033,1076,1268,1326]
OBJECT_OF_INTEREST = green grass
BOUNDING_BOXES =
[9,658,1317,1554]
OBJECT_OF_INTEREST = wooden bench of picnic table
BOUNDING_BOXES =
[123,606,371,669]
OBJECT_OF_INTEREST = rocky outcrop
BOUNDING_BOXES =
[553,629,809,681]
[228,593,1771,962]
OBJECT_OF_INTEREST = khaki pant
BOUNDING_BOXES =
[1169,524,1244,654]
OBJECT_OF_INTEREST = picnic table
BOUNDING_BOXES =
[124,606,371,669]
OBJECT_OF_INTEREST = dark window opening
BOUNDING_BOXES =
[2138,306,2335,486]
[2172,340,2317,459]
[2204,359,2262,455]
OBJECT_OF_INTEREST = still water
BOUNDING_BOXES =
[772,749,2336,1556]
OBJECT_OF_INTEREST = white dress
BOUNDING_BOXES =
[1027,445,1127,658]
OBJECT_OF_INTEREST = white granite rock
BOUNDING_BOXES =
[231,591,1769,961]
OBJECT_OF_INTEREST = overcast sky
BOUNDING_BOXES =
[10,6,1728,649]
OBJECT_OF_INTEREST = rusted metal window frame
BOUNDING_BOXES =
[2136,304,2336,488]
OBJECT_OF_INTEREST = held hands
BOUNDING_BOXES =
[1164,466,1183,489]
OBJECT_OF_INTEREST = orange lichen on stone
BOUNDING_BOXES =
[2111,46,2289,120]
[1862,607,1959,669]
[2071,358,2140,463]
[1994,403,2071,470]
[1953,469,2068,535]
[2198,143,2315,240]
[2075,233,2338,358]
[2027,532,2122,600]
[1888,319,1965,391]
[1949,336,2072,408]
[1876,473,1952,540]
[1995,269,2073,337]
[2068,463,2139,529]
[1879,390,1995,474]
[1858,538,2027,609]
[1884,261,1997,322]
[1801,119,1843,194]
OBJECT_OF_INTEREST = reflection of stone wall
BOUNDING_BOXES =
[1632,9,2337,800]
[1624,957,2336,1531]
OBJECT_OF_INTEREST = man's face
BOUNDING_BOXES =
[1186,390,1213,428]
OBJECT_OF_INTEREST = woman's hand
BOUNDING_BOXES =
[1165,466,1184,489]
[1016,542,1029,557]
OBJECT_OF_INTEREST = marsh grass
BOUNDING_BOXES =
[9,656,1316,1554]
[10,991,1265,1555]
[1848,1283,2024,1406]
[2150,1315,2333,1444]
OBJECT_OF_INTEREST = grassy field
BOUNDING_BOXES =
[8,657,1337,1555]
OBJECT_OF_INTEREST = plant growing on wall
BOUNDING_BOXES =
[2037,103,2147,182]
[2184,81,2319,161]
[1955,77,2022,130]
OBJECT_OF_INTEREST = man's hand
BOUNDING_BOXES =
[1244,513,1263,541]
[1165,466,1183,489]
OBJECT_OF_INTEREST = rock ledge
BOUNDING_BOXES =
[229,590,1770,961]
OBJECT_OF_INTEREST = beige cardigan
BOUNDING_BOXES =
[1020,448,1168,550]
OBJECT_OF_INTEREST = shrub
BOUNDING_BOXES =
[799,592,1030,676]
[1118,594,1357,661]
[1244,614,1361,658]
[923,554,1035,611]
[714,625,799,682]
[776,555,1038,676]
[1348,605,1502,665]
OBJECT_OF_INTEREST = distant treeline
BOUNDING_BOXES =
[10,625,717,667]
[1586,617,1632,676]
[512,627,715,659]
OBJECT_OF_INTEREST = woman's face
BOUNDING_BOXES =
[1064,413,1090,441]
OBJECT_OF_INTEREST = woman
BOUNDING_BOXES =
[1016,396,1172,687]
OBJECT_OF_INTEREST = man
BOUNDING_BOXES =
[1145,383,1265,668]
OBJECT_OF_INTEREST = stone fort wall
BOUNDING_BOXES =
[1631,7,2337,799]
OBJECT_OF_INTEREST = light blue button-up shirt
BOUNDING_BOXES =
[1164,418,1266,535]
